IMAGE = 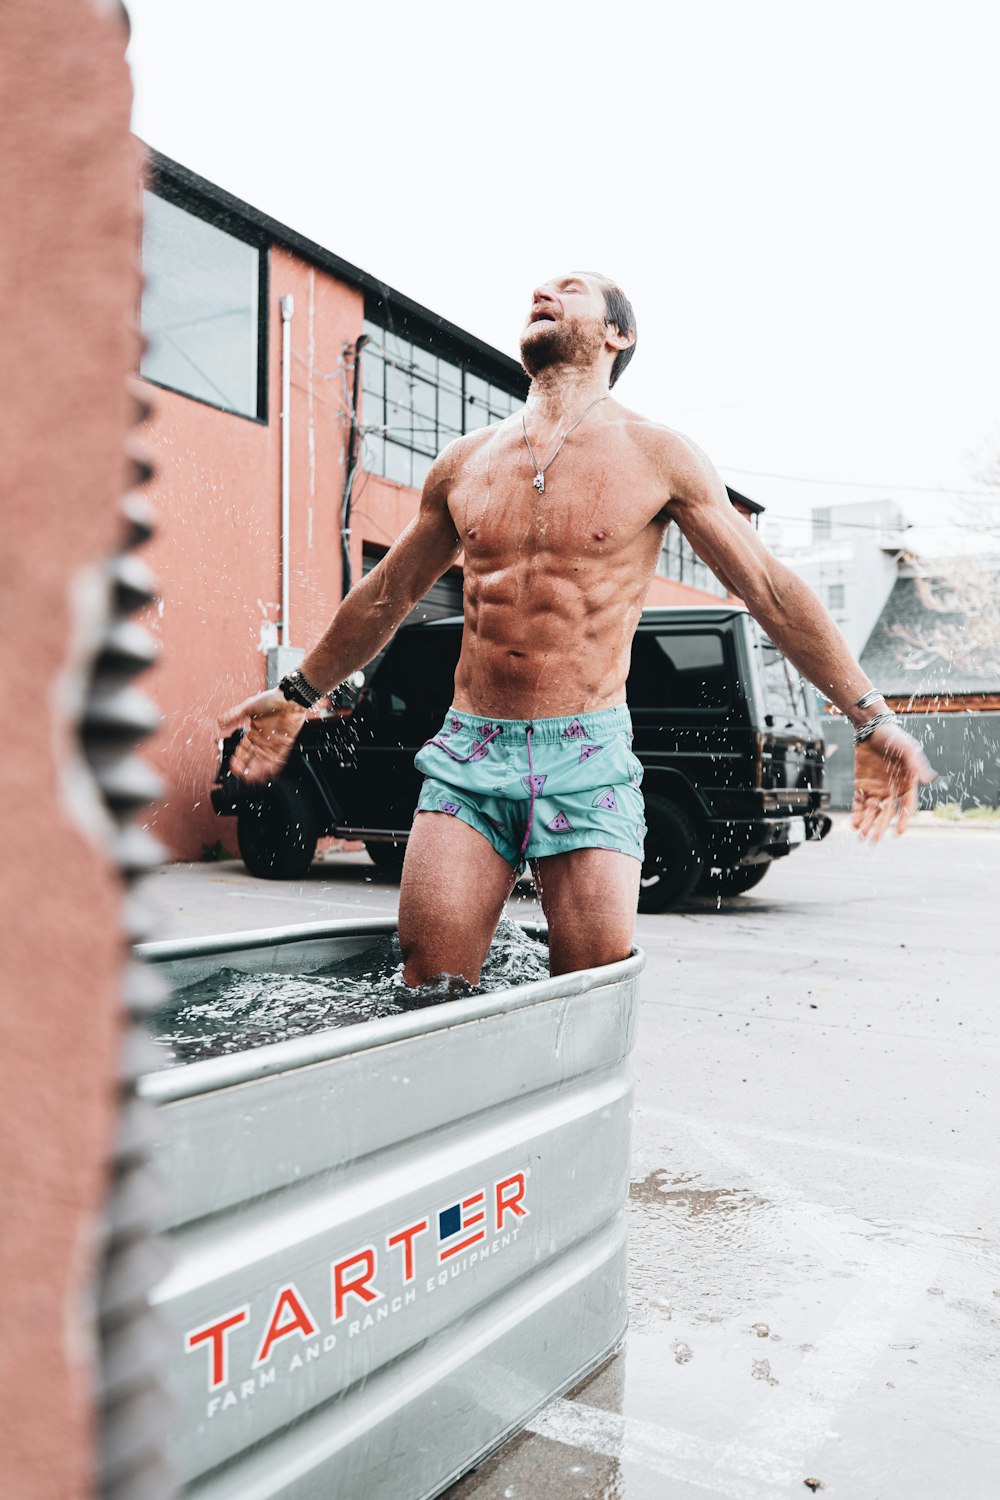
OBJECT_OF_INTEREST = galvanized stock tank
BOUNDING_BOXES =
[138,919,643,1500]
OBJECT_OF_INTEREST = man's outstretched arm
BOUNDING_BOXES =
[221,449,462,784]
[659,432,935,840]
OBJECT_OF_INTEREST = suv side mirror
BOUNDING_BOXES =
[330,669,368,715]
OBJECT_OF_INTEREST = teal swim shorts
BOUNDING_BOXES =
[413,705,646,872]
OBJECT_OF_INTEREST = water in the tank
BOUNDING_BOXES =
[150,915,550,1067]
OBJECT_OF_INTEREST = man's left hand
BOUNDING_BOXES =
[220,688,308,785]
[852,722,936,841]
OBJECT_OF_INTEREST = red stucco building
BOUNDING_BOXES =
[138,149,759,859]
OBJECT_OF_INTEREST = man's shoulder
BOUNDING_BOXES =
[610,405,702,474]
[438,421,509,467]
[423,424,502,497]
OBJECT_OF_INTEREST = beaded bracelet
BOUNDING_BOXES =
[278,669,326,709]
[854,710,897,745]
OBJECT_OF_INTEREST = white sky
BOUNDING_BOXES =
[125,0,1000,556]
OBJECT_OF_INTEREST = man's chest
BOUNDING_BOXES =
[448,434,661,563]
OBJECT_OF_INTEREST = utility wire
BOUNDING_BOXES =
[721,465,996,498]
[762,513,999,533]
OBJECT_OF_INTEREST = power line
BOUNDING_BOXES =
[762,512,999,533]
[721,465,996,498]
[761,514,908,532]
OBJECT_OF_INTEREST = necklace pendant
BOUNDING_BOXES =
[533,471,545,494]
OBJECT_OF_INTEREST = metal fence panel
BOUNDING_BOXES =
[823,712,1000,810]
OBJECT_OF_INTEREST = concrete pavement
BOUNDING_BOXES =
[138,817,1000,1498]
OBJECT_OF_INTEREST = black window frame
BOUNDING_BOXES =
[359,304,527,487]
[140,171,270,425]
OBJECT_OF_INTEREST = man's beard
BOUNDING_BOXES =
[520,318,603,378]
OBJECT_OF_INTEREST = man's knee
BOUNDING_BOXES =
[547,929,632,976]
[399,932,482,990]
[398,928,434,986]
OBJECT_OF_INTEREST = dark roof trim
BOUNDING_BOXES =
[725,486,765,515]
[142,144,528,394]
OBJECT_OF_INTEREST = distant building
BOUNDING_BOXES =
[822,556,1000,810]
[778,499,910,655]
[138,149,760,857]
[859,560,1000,713]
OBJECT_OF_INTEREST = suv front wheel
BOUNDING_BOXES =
[365,840,406,879]
[236,780,320,880]
[638,795,705,913]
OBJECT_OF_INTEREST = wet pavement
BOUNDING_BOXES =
[140,816,1000,1498]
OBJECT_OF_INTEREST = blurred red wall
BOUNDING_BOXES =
[0,2,140,1495]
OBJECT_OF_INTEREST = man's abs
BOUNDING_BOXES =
[452,556,650,718]
[452,637,625,719]
[444,417,670,717]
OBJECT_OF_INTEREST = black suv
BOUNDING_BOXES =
[213,606,831,910]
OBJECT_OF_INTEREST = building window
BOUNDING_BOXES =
[657,525,728,598]
[827,583,846,611]
[360,319,523,488]
[812,507,832,544]
[140,188,265,420]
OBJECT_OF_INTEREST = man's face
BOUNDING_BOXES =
[519,273,609,377]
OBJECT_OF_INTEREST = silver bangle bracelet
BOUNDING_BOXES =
[854,689,885,710]
[854,710,897,745]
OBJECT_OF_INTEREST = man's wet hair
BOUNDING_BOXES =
[588,273,637,387]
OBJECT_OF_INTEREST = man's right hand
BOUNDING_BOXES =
[851,721,936,841]
[219,689,308,785]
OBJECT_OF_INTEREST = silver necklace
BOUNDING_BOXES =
[521,395,608,494]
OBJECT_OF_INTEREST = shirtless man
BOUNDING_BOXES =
[221,272,934,984]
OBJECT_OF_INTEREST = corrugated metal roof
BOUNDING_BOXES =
[860,574,1000,695]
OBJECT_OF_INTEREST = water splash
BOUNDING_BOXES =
[151,915,549,1066]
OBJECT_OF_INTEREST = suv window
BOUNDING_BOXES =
[365,626,462,715]
[758,634,816,731]
[628,630,729,711]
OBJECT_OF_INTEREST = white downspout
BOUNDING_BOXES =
[279,294,294,648]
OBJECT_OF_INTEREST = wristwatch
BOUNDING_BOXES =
[278,669,326,709]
